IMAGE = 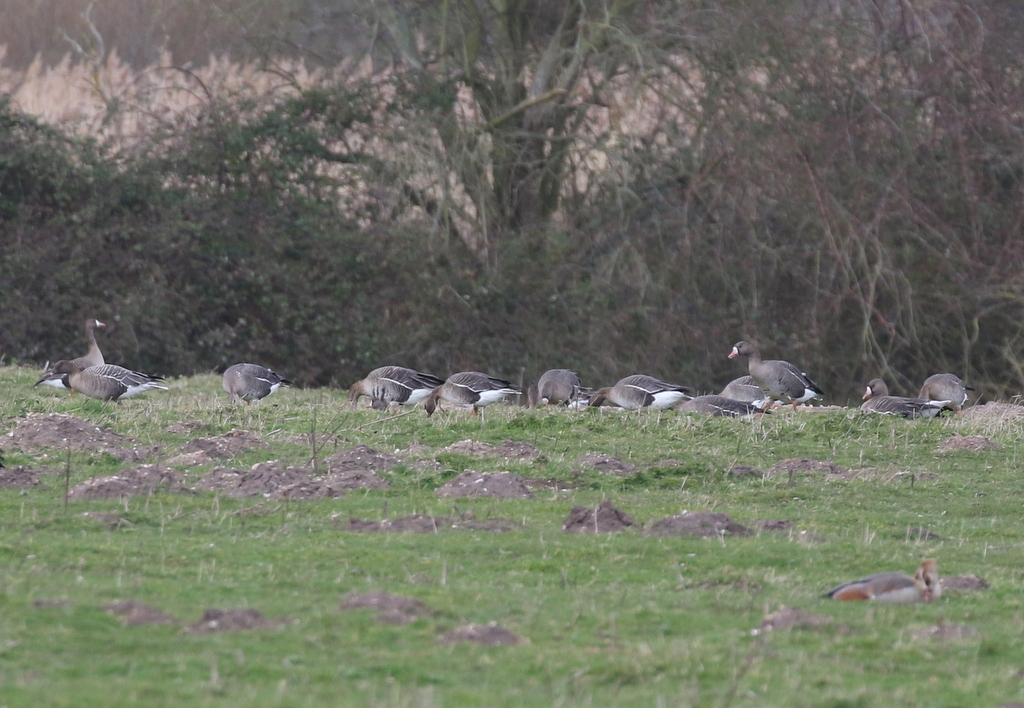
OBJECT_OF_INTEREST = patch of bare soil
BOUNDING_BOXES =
[444,439,541,461]
[167,420,208,436]
[163,451,215,467]
[322,468,390,491]
[68,464,191,500]
[646,511,751,538]
[7,412,156,462]
[943,574,989,591]
[729,465,764,478]
[179,429,266,459]
[325,445,401,473]
[757,606,832,632]
[961,401,1024,422]
[341,511,521,533]
[562,500,635,534]
[184,608,288,633]
[104,600,179,626]
[82,511,131,529]
[935,435,1003,452]
[754,519,794,533]
[577,452,637,476]
[339,591,432,624]
[435,471,535,499]
[911,621,981,642]
[766,458,844,477]
[0,466,48,488]
[438,622,526,646]
[197,461,338,500]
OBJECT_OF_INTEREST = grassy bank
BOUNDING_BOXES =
[0,364,1020,706]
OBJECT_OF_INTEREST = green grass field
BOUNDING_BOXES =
[1,364,1021,707]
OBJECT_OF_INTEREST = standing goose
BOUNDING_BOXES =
[423,371,521,417]
[860,378,949,419]
[349,366,445,410]
[588,374,693,410]
[918,373,972,416]
[728,341,823,410]
[223,363,291,403]
[719,375,772,408]
[37,360,167,402]
[527,369,583,407]
[825,559,941,604]
[677,394,770,418]
[36,318,107,392]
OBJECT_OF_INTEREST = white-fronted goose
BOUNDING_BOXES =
[918,373,972,415]
[37,318,107,391]
[423,371,521,417]
[527,369,583,407]
[825,559,941,603]
[223,363,291,403]
[588,374,693,410]
[349,366,446,411]
[677,395,769,418]
[860,378,949,419]
[728,341,823,410]
[38,360,167,402]
[719,375,772,408]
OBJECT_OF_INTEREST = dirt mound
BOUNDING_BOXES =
[339,591,432,624]
[943,574,989,591]
[562,500,635,534]
[935,435,1002,452]
[444,439,541,460]
[757,606,832,632]
[167,420,209,436]
[68,465,191,500]
[163,451,215,467]
[438,622,525,646]
[911,621,980,642]
[754,519,794,532]
[646,511,751,538]
[729,465,764,477]
[766,458,844,477]
[322,468,390,491]
[341,512,520,533]
[0,466,48,488]
[435,471,535,499]
[7,413,156,461]
[197,461,338,500]
[104,600,178,626]
[577,452,637,476]
[325,445,401,472]
[179,429,266,459]
[184,608,287,633]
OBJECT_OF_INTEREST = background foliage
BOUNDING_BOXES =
[3,0,1024,401]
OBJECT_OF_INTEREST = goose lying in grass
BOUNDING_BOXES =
[860,378,949,419]
[676,394,770,418]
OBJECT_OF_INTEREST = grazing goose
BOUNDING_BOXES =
[825,559,941,603]
[223,363,291,403]
[349,366,445,411]
[677,394,769,418]
[37,360,167,402]
[728,341,823,410]
[860,378,949,419]
[36,318,107,392]
[527,369,583,407]
[918,373,972,416]
[719,375,772,408]
[423,371,521,417]
[588,374,693,410]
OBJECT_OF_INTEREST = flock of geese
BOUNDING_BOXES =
[33,319,972,421]
[27,319,960,603]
